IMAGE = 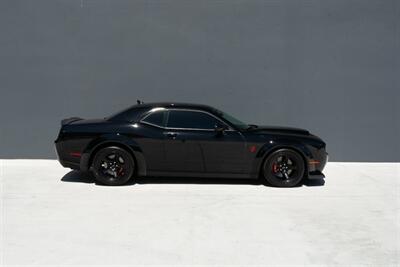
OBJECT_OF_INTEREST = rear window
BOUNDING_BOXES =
[108,106,149,122]
[141,110,166,127]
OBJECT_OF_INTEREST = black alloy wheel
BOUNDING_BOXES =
[91,146,135,186]
[262,148,305,187]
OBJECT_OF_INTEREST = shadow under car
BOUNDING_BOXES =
[61,170,325,187]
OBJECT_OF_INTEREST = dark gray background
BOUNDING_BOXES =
[0,0,398,161]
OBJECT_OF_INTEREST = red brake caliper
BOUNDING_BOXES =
[272,163,278,173]
[117,167,125,176]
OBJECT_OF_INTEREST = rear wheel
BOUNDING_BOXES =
[91,146,135,186]
[262,148,305,187]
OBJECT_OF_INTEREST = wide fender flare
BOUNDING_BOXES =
[254,139,312,174]
[80,133,147,176]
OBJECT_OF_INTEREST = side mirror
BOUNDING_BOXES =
[214,125,226,136]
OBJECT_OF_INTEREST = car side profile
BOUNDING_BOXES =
[55,102,328,187]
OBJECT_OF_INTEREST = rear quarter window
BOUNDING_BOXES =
[141,110,166,127]
[109,107,149,122]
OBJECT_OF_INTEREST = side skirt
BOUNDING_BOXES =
[146,171,258,179]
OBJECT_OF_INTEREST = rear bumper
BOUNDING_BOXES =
[59,159,80,170]
[54,141,81,170]
[80,152,90,171]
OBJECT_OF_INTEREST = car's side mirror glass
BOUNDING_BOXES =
[214,124,226,135]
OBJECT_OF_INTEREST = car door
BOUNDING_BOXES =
[164,109,247,175]
[136,108,168,172]
[163,109,206,173]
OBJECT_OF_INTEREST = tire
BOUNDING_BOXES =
[91,146,135,186]
[262,148,305,187]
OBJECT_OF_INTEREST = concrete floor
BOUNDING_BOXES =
[0,160,399,266]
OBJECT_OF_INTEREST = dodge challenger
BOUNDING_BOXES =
[55,102,327,187]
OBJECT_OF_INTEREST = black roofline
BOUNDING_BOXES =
[135,102,218,113]
[108,102,222,123]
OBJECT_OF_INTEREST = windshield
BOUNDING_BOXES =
[215,109,249,130]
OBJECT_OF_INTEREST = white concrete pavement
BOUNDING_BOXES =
[1,160,399,266]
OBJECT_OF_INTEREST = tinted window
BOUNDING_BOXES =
[109,106,150,122]
[167,110,222,129]
[142,111,165,127]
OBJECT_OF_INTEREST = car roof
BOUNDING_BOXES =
[136,102,218,113]
[108,102,221,122]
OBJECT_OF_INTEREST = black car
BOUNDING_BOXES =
[55,102,327,187]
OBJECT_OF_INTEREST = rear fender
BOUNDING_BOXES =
[80,134,146,176]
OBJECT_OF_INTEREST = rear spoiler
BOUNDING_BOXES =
[61,117,83,126]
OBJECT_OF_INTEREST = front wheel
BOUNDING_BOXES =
[262,149,305,187]
[91,146,135,186]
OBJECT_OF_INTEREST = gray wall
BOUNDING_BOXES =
[0,0,398,161]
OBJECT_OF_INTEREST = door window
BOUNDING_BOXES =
[167,110,225,130]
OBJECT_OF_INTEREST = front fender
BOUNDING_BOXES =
[252,139,313,176]
[80,134,147,176]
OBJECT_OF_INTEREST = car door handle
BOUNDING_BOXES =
[166,132,178,139]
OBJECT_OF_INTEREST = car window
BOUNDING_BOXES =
[167,110,224,129]
[108,106,150,122]
[142,110,166,127]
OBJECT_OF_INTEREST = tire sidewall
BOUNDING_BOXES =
[92,146,135,186]
[263,148,305,187]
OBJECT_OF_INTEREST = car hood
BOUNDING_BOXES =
[247,125,310,136]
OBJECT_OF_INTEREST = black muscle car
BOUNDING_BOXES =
[55,102,327,187]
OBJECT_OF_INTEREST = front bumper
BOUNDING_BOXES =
[308,170,325,180]
[307,149,328,180]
